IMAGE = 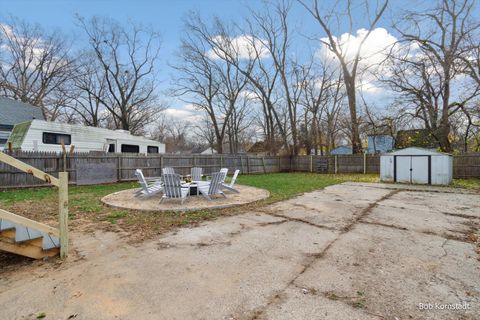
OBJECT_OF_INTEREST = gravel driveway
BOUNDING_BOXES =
[0,182,478,320]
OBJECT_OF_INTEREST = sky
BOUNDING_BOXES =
[0,0,440,120]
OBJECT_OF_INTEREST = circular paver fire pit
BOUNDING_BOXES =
[101,185,270,212]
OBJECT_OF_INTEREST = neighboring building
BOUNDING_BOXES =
[247,141,268,155]
[7,120,165,154]
[330,146,352,155]
[200,147,217,155]
[395,129,437,149]
[191,146,217,155]
[0,97,45,150]
[367,135,394,154]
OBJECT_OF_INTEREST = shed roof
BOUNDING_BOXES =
[385,147,451,156]
[0,97,45,126]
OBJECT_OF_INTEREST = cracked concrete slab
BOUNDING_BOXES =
[0,214,338,320]
[266,184,392,231]
[258,287,382,320]
[0,182,478,320]
[294,223,480,320]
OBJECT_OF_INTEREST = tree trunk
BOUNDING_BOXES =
[345,76,362,154]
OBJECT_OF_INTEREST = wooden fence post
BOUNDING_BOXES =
[262,157,266,173]
[310,155,313,172]
[334,155,338,174]
[246,156,250,174]
[58,172,69,259]
[117,155,122,181]
[363,153,367,174]
[278,156,281,172]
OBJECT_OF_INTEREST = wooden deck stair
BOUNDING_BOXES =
[0,213,60,259]
[0,152,68,259]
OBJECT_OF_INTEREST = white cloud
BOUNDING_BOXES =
[164,104,203,123]
[318,28,399,94]
[0,23,67,72]
[182,103,198,112]
[238,89,260,100]
[207,35,269,60]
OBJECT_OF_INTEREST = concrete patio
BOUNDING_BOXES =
[0,182,478,319]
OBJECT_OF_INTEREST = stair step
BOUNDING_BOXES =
[0,220,16,231]
[42,233,60,250]
[0,237,59,259]
[0,218,61,258]
[15,225,43,242]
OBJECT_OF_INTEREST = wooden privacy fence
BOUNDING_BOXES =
[0,151,479,188]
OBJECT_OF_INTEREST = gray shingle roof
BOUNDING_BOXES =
[0,97,45,126]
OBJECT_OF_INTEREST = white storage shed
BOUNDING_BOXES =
[380,147,453,185]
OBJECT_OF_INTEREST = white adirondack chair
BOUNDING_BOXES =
[162,167,175,175]
[198,171,226,201]
[134,169,163,198]
[218,168,228,182]
[159,173,190,204]
[191,167,203,181]
[222,169,240,193]
[206,168,227,182]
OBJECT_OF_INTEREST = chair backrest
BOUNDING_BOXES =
[135,169,149,193]
[191,167,202,181]
[162,167,175,175]
[162,173,183,198]
[208,171,226,195]
[220,168,228,183]
[229,169,240,187]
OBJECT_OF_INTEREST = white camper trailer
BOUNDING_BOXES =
[7,120,165,154]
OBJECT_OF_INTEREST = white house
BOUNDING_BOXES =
[7,120,165,154]
[380,147,453,185]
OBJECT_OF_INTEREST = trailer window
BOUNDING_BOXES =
[108,144,115,153]
[42,132,71,145]
[147,146,159,154]
[121,144,139,153]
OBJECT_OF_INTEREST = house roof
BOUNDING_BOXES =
[0,97,45,127]
[248,141,266,153]
[330,145,352,155]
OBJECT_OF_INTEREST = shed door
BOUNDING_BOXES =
[411,156,429,184]
[396,156,411,183]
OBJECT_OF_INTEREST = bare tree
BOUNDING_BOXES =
[0,17,75,120]
[77,16,164,134]
[64,52,109,126]
[150,115,193,153]
[298,0,389,154]
[245,2,308,155]
[299,56,340,155]
[383,0,479,152]
[171,19,225,153]
[187,12,297,154]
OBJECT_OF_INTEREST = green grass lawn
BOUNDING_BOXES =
[237,173,379,202]
[1,173,478,242]
[451,178,480,190]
